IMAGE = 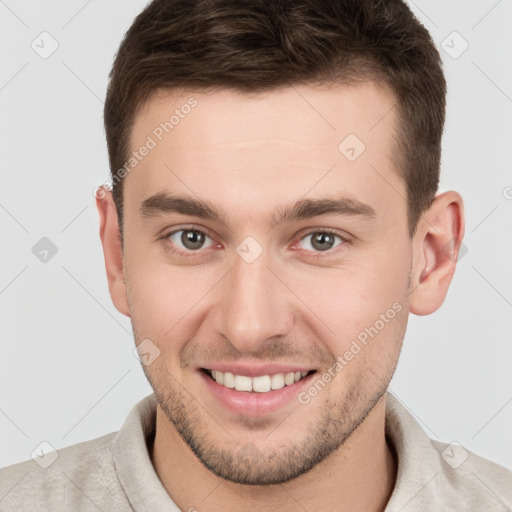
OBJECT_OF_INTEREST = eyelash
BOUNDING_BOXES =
[160,226,349,259]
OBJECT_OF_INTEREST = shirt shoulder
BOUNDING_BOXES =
[384,394,512,511]
[429,438,512,510]
[0,432,132,512]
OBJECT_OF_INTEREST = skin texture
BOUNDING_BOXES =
[97,82,465,512]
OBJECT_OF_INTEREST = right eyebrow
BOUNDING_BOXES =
[140,193,231,225]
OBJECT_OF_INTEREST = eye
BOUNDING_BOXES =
[297,230,346,254]
[165,228,216,255]
[161,227,347,259]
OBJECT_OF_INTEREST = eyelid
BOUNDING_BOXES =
[160,223,215,238]
[297,226,349,241]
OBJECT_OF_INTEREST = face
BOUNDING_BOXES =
[119,83,414,484]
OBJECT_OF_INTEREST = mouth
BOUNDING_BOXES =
[200,368,317,393]
[198,368,317,418]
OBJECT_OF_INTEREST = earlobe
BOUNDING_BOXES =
[96,186,130,317]
[409,191,465,316]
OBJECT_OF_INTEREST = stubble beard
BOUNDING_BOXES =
[143,358,395,485]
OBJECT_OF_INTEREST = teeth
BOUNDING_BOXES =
[234,375,252,392]
[223,371,235,388]
[252,375,271,393]
[284,372,295,385]
[270,373,285,390]
[208,369,310,393]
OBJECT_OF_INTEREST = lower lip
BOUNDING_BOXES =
[199,370,315,417]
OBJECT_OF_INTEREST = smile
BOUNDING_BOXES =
[203,368,315,393]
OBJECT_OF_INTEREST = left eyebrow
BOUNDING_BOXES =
[271,197,377,226]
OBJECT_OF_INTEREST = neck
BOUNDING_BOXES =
[151,394,397,512]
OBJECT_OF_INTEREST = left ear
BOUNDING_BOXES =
[409,190,465,316]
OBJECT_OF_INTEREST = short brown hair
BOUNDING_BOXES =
[104,0,446,239]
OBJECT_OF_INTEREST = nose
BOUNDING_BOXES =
[212,246,294,354]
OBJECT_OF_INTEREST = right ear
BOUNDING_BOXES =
[95,186,130,317]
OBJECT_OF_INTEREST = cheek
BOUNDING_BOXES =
[125,249,217,343]
[287,250,409,354]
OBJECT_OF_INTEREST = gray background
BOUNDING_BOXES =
[1,0,511,472]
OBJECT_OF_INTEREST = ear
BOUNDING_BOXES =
[409,190,465,316]
[96,186,130,317]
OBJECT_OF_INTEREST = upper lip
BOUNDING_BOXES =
[200,363,315,378]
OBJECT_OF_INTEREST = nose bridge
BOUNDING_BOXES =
[214,245,294,353]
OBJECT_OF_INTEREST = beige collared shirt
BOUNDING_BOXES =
[1,393,511,511]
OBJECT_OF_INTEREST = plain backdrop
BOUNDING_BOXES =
[1,0,511,471]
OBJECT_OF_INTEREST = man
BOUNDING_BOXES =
[1,0,511,510]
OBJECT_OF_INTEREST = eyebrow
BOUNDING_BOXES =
[139,193,377,226]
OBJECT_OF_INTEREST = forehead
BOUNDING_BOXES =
[125,82,406,232]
